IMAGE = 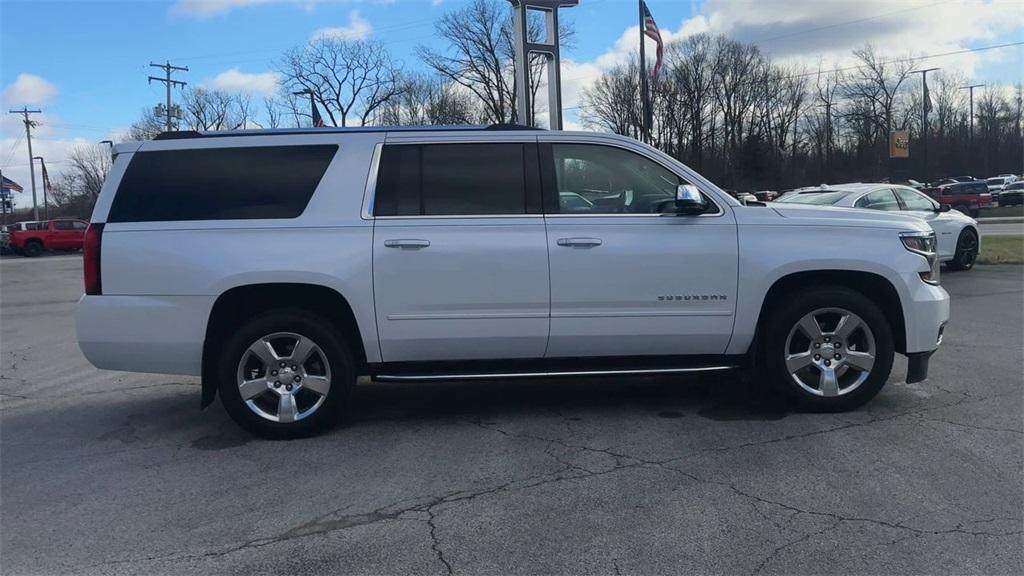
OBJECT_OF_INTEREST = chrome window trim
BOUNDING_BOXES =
[360,142,383,221]
[362,136,726,220]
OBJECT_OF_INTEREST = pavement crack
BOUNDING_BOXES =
[427,507,454,576]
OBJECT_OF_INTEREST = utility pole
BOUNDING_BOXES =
[32,156,49,219]
[913,68,939,182]
[1,168,8,225]
[149,61,188,132]
[8,107,41,220]
[959,83,985,154]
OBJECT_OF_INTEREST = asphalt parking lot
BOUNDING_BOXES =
[1,255,1021,575]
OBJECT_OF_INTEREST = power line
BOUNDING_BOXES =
[750,1,949,44]
[786,41,1024,80]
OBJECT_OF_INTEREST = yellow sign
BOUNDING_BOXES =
[890,130,910,158]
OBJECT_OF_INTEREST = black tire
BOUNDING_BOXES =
[761,286,894,412]
[947,229,978,271]
[218,308,354,439]
[23,241,43,257]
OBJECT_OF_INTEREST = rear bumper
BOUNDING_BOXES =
[76,294,214,376]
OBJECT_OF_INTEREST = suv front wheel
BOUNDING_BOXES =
[218,309,354,439]
[762,287,894,412]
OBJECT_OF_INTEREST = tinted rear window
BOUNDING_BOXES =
[374,143,539,216]
[108,145,337,222]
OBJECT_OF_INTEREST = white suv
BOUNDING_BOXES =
[76,126,949,438]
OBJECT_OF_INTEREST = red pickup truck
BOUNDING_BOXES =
[924,181,991,217]
[10,218,89,257]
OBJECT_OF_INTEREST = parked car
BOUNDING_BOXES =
[751,190,778,202]
[9,218,89,257]
[76,126,949,438]
[923,181,992,217]
[999,181,1024,206]
[776,183,981,270]
[932,176,976,186]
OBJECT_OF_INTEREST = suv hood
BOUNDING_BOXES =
[770,203,931,231]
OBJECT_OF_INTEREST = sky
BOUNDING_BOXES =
[1,0,1022,210]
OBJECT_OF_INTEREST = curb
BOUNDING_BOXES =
[977,217,1024,224]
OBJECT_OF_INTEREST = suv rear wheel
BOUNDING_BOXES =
[762,286,894,412]
[23,240,43,257]
[218,309,353,439]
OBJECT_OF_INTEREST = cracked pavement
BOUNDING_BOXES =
[2,255,1021,575]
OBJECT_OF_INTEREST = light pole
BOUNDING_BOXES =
[32,156,49,219]
[292,89,315,127]
[959,83,985,155]
[912,67,939,182]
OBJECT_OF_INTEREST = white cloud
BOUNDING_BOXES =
[1,74,58,107]
[311,10,371,41]
[432,0,443,6]
[562,0,1023,124]
[170,0,333,19]
[208,68,281,95]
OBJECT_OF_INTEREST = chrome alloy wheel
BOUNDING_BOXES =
[784,308,876,398]
[236,332,332,423]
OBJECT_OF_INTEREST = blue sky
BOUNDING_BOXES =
[1,0,1021,207]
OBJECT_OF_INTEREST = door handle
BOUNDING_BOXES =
[384,239,431,249]
[556,237,603,247]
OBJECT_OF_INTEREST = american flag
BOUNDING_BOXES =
[312,101,326,128]
[642,1,664,79]
[2,175,23,193]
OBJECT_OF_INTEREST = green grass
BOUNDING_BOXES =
[978,235,1024,265]
[979,205,1024,218]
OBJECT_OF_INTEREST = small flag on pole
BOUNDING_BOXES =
[641,1,664,79]
[2,175,24,193]
[312,101,326,128]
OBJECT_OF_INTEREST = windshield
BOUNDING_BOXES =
[775,191,851,205]
[987,178,1005,185]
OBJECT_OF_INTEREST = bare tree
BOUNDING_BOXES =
[418,0,573,125]
[580,59,641,137]
[378,74,481,126]
[279,38,403,127]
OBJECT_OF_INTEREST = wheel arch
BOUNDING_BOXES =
[201,283,367,409]
[754,270,907,355]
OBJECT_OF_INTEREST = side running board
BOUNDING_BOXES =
[372,365,738,383]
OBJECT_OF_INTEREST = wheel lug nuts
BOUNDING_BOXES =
[273,381,281,388]
[824,337,831,343]
[293,376,301,382]
[285,384,293,391]
[814,354,821,360]
[824,360,831,367]
[291,365,298,371]
[814,343,821,349]
[271,370,278,376]
[835,354,841,360]
[279,362,286,368]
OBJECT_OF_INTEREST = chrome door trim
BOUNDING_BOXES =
[373,365,738,382]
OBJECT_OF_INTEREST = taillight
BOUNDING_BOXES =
[84,223,104,295]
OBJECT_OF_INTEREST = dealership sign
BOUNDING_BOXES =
[890,130,910,158]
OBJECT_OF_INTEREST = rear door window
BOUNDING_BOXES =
[893,188,936,211]
[108,145,337,222]
[374,143,539,216]
[855,189,900,211]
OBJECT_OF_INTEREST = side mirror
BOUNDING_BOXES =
[937,203,952,213]
[675,184,708,215]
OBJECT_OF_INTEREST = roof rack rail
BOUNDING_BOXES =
[485,123,543,131]
[149,123,543,141]
[154,130,203,141]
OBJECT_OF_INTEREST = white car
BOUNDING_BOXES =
[76,127,949,438]
[776,183,980,270]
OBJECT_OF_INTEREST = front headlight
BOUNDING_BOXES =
[900,231,940,285]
